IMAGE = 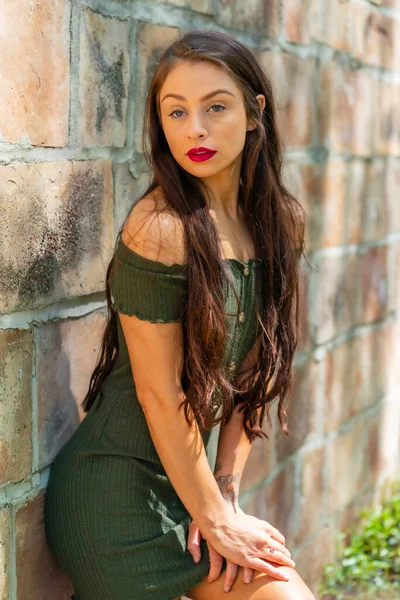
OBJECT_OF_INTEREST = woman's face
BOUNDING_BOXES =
[158,60,264,185]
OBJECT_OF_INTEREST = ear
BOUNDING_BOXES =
[246,94,266,132]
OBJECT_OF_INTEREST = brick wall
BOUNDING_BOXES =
[0,0,399,598]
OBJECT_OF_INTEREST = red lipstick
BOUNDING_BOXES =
[187,146,217,162]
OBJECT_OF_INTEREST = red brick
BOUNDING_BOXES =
[315,253,360,344]
[241,461,297,549]
[16,494,74,600]
[260,52,315,149]
[373,80,400,156]
[0,160,113,314]
[310,0,353,52]
[390,242,400,313]
[359,244,388,323]
[367,399,400,485]
[345,161,389,245]
[324,337,363,434]
[36,309,107,469]
[240,422,274,495]
[328,420,367,514]
[318,64,377,155]
[359,325,393,408]
[297,446,326,542]
[282,161,346,250]
[79,9,130,147]
[276,361,319,460]
[283,0,310,44]
[298,260,311,352]
[0,0,70,146]
[0,329,33,484]
[353,4,399,70]
[385,161,400,235]
[216,0,279,37]
[0,508,10,600]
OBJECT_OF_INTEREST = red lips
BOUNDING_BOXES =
[187,146,216,155]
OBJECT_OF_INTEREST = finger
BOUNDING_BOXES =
[206,541,224,583]
[187,522,202,563]
[223,561,239,593]
[262,547,296,569]
[246,557,290,582]
[243,567,254,584]
[268,526,286,547]
[266,538,292,558]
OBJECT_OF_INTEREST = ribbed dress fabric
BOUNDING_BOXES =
[44,234,260,600]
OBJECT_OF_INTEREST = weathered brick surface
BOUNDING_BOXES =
[36,309,108,469]
[153,0,214,12]
[241,461,297,549]
[293,522,336,597]
[275,361,319,460]
[353,3,400,71]
[283,0,310,44]
[240,424,274,495]
[113,164,150,234]
[79,8,130,147]
[0,0,70,146]
[318,64,376,155]
[359,244,388,324]
[310,0,353,52]
[367,398,400,486]
[314,253,360,344]
[0,160,114,314]
[297,446,326,543]
[373,80,400,155]
[135,23,181,155]
[0,508,10,600]
[324,337,363,434]
[15,494,74,600]
[216,0,279,37]
[360,325,392,408]
[328,420,367,515]
[0,329,33,484]
[345,161,389,245]
[260,53,315,149]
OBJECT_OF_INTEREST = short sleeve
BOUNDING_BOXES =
[109,236,188,323]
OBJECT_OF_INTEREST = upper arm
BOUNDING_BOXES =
[117,194,187,405]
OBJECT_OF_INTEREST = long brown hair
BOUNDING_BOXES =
[82,30,306,443]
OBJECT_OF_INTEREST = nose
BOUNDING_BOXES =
[186,112,207,140]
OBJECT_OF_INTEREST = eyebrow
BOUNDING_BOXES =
[161,88,236,104]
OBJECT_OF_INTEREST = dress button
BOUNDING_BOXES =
[228,360,236,372]
[238,311,245,323]
[243,266,249,276]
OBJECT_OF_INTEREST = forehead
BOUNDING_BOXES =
[159,60,240,100]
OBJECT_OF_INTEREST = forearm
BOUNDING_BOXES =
[213,402,257,511]
[140,391,229,535]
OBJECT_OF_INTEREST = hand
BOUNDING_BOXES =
[187,506,294,591]
[188,506,255,592]
[202,511,295,583]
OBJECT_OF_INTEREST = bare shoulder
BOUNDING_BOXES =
[121,187,186,266]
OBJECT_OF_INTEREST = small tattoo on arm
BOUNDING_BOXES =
[214,469,241,508]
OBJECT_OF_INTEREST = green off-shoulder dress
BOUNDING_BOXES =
[44,233,260,600]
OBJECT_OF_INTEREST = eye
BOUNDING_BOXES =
[168,103,226,119]
[209,103,226,113]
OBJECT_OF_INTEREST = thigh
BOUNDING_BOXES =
[185,565,316,600]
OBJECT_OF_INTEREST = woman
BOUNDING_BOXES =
[44,29,314,600]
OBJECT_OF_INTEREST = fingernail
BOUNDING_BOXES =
[244,575,251,583]
[194,555,200,563]
[224,585,231,592]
